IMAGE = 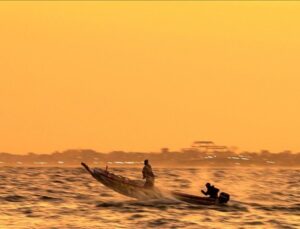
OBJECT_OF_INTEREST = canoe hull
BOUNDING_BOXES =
[171,191,219,205]
[82,163,164,200]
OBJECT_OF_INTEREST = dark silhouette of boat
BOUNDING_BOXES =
[171,192,220,205]
[81,163,164,200]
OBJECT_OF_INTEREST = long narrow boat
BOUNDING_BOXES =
[81,163,164,200]
[171,192,219,205]
[81,163,229,205]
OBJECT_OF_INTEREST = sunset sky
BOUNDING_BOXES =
[0,2,300,154]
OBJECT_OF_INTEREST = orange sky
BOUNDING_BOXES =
[0,2,300,154]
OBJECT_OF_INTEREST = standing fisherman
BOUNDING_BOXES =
[142,159,155,188]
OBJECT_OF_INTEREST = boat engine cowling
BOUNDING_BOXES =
[218,192,230,204]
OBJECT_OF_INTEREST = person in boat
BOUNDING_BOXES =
[201,183,219,199]
[142,159,155,188]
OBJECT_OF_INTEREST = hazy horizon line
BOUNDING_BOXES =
[1,147,299,155]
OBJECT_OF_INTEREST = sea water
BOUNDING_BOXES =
[0,167,299,228]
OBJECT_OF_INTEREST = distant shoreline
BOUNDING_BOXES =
[1,164,299,169]
[1,149,299,167]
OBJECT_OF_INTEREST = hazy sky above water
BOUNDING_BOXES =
[0,2,300,154]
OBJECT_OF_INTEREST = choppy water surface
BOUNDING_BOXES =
[0,166,299,229]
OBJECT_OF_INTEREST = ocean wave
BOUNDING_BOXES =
[0,167,299,228]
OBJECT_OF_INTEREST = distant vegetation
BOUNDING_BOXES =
[0,144,299,167]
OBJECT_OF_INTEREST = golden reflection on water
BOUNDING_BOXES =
[0,167,299,228]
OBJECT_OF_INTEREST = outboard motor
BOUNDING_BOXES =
[218,192,230,204]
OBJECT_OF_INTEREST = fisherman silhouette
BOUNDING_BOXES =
[142,159,155,188]
[201,183,219,199]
